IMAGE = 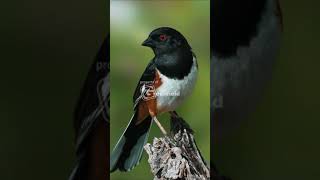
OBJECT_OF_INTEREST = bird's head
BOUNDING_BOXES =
[142,27,191,55]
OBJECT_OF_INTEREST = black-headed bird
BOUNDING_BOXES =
[110,27,198,172]
[211,0,282,138]
[210,1,282,179]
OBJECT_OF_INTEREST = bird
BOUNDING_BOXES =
[211,0,282,137]
[110,27,198,172]
[69,37,110,180]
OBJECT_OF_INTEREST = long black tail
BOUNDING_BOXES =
[110,112,152,172]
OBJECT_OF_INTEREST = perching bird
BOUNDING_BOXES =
[69,37,110,180]
[211,0,282,137]
[110,27,198,172]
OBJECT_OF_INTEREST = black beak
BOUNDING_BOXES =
[142,38,153,47]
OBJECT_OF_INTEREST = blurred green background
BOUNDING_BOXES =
[213,1,320,179]
[110,1,210,179]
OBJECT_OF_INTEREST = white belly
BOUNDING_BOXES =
[156,57,198,113]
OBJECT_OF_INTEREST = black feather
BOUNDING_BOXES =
[69,36,109,180]
[212,0,267,57]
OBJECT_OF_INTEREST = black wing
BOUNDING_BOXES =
[132,59,156,109]
[73,37,109,150]
[69,36,109,180]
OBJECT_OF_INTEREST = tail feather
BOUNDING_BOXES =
[110,112,152,172]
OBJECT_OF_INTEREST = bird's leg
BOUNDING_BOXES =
[169,111,180,119]
[153,116,167,135]
[169,111,193,134]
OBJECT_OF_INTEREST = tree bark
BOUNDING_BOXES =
[144,115,211,180]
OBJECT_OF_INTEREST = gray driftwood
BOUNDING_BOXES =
[144,115,211,180]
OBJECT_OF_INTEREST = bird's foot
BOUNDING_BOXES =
[169,112,193,135]
[169,111,179,118]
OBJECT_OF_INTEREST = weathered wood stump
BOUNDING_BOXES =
[144,115,211,180]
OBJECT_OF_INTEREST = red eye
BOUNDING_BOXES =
[159,34,167,41]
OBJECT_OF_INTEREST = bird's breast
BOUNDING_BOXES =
[156,57,198,113]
